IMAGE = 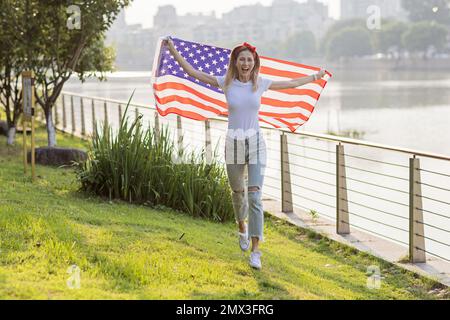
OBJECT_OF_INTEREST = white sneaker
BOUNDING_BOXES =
[249,250,262,269]
[238,227,250,252]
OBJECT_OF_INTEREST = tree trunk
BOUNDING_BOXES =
[46,109,57,147]
[7,126,16,146]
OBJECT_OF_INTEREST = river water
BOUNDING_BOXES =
[64,69,450,154]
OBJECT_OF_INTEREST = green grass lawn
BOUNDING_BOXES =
[0,124,448,300]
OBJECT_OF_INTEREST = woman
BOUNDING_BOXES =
[163,37,326,269]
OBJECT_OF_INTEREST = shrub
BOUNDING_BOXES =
[76,95,234,222]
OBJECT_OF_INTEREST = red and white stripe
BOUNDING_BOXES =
[258,55,332,131]
[151,39,332,132]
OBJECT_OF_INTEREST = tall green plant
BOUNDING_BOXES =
[76,94,234,222]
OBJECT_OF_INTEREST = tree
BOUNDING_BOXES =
[30,0,130,147]
[0,1,29,145]
[401,0,450,26]
[283,31,317,60]
[402,21,449,56]
[34,0,129,146]
[257,39,285,58]
[326,27,374,61]
[320,19,367,55]
[1,1,129,146]
[374,21,408,54]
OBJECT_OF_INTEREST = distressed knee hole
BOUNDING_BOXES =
[248,186,260,192]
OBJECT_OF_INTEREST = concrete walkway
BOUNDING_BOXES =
[262,196,450,287]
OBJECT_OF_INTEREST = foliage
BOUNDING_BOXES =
[76,96,234,222]
[401,0,450,26]
[327,130,366,140]
[374,21,409,54]
[309,209,319,223]
[326,26,374,61]
[283,31,317,60]
[0,1,28,145]
[320,19,367,55]
[402,21,449,54]
[320,15,449,59]
[0,0,131,146]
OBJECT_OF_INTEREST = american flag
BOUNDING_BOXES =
[151,36,332,132]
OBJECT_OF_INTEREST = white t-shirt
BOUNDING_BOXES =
[215,75,272,140]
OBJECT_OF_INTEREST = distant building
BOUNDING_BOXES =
[153,5,217,30]
[221,0,330,42]
[106,0,333,70]
[153,5,178,29]
[340,0,408,21]
[106,11,156,70]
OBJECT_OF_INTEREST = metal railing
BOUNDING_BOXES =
[52,91,450,264]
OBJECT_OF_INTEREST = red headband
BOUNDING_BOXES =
[242,42,256,53]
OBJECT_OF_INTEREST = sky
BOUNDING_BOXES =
[125,0,340,28]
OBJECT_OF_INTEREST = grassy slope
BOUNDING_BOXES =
[0,124,447,300]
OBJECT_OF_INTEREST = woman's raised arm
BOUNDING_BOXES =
[269,69,327,90]
[163,37,220,88]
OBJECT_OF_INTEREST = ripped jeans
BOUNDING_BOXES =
[225,130,267,242]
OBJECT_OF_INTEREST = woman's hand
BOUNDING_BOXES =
[162,36,176,53]
[316,69,326,79]
[158,36,220,88]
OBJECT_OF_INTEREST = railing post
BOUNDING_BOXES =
[154,111,160,141]
[104,101,108,125]
[80,97,86,137]
[35,106,40,122]
[204,119,212,164]
[91,99,96,138]
[177,115,183,156]
[118,103,123,124]
[336,143,350,234]
[280,132,293,213]
[71,95,76,135]
[409,156,426,263]
[62,94,67,130]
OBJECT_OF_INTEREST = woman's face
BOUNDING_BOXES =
[235,50,255,79]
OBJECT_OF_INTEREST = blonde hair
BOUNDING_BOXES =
[223,45,261,93]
